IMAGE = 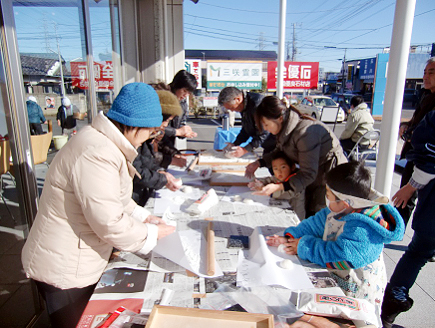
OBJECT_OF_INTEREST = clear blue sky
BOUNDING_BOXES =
[184,0,435,72]
[12,1,434,74]
[13,2,112,62]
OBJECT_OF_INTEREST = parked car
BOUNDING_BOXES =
[403,89,418,107]
[294,95,346,122]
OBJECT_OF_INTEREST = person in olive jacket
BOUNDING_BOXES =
[245,96,347,218]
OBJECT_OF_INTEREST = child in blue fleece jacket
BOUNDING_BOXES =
[267,161,405,311]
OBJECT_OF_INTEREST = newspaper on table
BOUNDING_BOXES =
[80,155,326,325]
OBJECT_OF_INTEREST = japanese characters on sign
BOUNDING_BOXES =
[359,57,376,81]
[267,61,319,90]
[185,60,202,89]
[70,61,114,90]
[207,62,262,90]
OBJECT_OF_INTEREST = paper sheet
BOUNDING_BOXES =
[153,187,202,215]
[237,227,313,290]
[153,229,223,278]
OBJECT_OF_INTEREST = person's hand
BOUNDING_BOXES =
[252,183,283,196]
[156,223,176,239]
[245,161,260,179]
[285,238,300,255]
[227,146,248,158]
[43,121,47,124]
[171,154,187,168]
[176,125,197,138]
[144,215,164,225]
[265,235,288,247]
[162,172,181,191]
[223,142,234,152]
[289,314,343,328]
[57,120,61,126]
[399,123,408,139]
[247,179,264,191]
[392,183,416,209]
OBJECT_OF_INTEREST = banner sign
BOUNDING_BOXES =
[185,60,202,89]
[207,62,262,90]
[359,57,376,81]
[71,61,114,90]
[203,97,218,108]
[267,61,319,90]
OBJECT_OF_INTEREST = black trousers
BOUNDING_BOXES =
[29,123,44,135]
[34,280,96,328]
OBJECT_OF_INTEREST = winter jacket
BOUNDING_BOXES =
[26,100,46,124]
[339,103,374,145]
[164,99,188,138]
[400,89,435,159]
[284,202,404,307]
[234,92,273,152]
[261,110,347,215]
[22,112,158,289]
[133,140,168,206]
[57,105,77,130]
[284,205,404,269]
[406,110,435,235]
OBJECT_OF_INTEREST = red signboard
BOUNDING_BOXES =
[71,61,114,90]
[267,61,319,90]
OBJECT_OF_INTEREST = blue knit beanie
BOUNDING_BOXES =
[107,83,163,127]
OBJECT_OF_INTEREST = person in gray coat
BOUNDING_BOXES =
[245,96,347,218]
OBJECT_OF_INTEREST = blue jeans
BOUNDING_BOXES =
[389,231,435,293]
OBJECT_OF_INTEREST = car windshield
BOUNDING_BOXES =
[314,98,336,106]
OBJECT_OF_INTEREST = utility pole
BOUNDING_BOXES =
[257,32,265,51]
[291,23,297,61]
[341,49,347,93]
[54,23,66,97]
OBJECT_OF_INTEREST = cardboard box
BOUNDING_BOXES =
[146,305,274,328]
[73,112,86,120]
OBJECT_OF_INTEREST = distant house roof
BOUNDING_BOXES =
[20,53,70,77]
[186,49,277,61]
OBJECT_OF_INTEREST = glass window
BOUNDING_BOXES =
[3,1,122,325]
[324,99,337,106]
[89,0,121,113]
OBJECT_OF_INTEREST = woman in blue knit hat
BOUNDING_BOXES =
[22,83,175,328]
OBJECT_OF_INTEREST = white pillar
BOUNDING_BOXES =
[374,0,416,197]
[276,0,287,99]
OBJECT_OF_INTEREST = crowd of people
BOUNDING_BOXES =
[21,57,435,328]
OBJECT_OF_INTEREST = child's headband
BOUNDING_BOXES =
[327,185,389,209]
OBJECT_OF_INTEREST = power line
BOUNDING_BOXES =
[196,0,388,15]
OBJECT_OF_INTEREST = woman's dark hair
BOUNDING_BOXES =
[169,70,197,93]
[350,95,364,108]
[271,151,296,170]
[108,117,145,136]
[254,96,314,132]
[325,161,371,199]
